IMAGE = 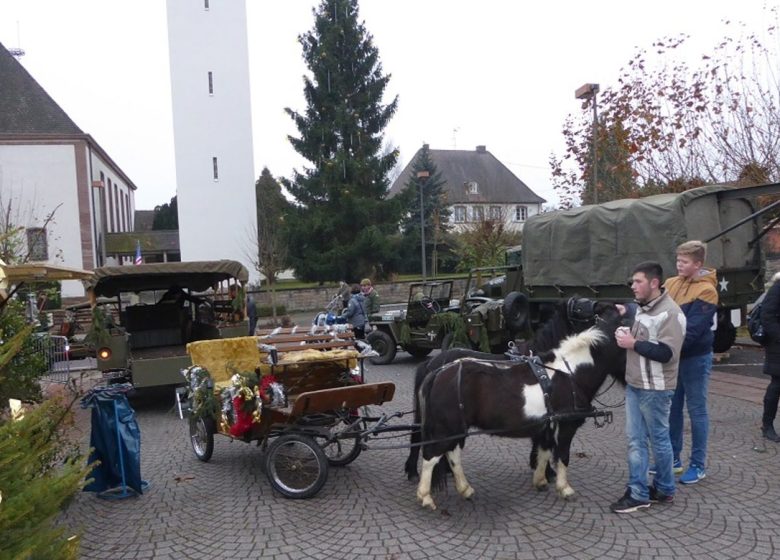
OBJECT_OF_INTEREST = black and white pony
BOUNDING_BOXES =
[415,302,626,510]
[404,297,605,483]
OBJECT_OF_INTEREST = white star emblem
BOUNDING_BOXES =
[719,277,729,292]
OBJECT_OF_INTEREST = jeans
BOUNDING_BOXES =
[625,384,675,500]
[669,353,712,469]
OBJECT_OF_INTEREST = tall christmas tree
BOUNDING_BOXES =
[283,0,401,282]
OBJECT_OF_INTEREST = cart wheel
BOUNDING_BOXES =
[319,420,362,467]
[189,416,215,462]
[367,330,397,365]
[265,434,329,499]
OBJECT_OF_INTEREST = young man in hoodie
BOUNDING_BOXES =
[662,240,719,485]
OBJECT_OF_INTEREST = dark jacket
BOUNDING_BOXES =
[760,279,780,377]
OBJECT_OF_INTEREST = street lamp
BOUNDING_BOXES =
[416,170,430,281]
[575,83,600,204]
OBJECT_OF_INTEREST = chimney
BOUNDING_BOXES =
[476,145,486,153]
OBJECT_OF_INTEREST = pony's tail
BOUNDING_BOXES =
[404,358,432,481]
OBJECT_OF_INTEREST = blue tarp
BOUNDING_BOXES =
[81,383,145,496]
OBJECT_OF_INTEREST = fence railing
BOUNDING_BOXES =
[31,334,71,383]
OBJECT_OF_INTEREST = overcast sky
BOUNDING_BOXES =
[1,0,776,210]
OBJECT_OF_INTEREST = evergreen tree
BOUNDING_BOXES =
[0,300,89,559]
[398,144,451,274]
[254,168,290,322]
[0,398,89,560]
[152,196,178,230]
[282,0,401,283]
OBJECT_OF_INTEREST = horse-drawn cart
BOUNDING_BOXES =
[180,326,395,498]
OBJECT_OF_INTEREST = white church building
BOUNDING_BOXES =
[0,42,137,298]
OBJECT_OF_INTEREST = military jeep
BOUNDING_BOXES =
[365,281,460,365]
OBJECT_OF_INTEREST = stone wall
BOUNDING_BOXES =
[250,278,469,314]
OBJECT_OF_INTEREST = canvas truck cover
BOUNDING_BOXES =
[85,260,249,297]
[522,185,759,288]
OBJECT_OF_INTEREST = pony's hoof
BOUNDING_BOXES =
[534,482,549,492]
[558,486,576,500]
[419,495,437,510]
[460,485,475,500]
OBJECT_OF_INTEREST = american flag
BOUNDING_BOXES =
[134,240,143,265]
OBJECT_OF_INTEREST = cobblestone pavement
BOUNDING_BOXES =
[60,352,780,560]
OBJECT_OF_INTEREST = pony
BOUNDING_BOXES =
[404,297,605,483]
[414,302,626,510]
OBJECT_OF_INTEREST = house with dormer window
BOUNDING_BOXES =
[389,144,545,232]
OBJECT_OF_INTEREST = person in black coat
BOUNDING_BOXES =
[759,272,780,442]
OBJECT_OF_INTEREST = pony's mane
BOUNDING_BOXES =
[558,327,608,355]
[544,327,608,373]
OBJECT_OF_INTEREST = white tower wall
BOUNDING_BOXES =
[166,0,257,281]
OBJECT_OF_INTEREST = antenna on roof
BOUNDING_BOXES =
[452,127,460,149]
[9,21,25,58]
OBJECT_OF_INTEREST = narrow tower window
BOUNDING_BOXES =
[212,157,219,181]
[208,71,214,95]
[204,0,209,10]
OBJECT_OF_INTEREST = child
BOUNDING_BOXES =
[662,240,718,485]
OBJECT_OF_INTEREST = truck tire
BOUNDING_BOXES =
[367,330,397,365]
[713,309,737,353]
[503,291,530,333]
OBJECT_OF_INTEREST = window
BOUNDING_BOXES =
[489,206,501,220]
[212,157,219,180]
[26,228,48,260]
[454,206,466,223]
[467,180,479,194]
[515,205,527,222]
[208,71,214,95]
[473,205,485,222]
[107,178,115,232]
[204,0,209,9]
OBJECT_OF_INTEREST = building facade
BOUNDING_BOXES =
[390,145,545,232]
[0,43,137,297]
[167,0,257,281]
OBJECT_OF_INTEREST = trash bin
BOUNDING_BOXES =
[81,383,147,499]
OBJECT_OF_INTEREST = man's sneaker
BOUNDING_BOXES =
[610,489,650,513]
[679,465,706,485]
[649,458,683,476]
[648,486,674,504]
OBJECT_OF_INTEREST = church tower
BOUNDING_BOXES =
[166,0,256,278]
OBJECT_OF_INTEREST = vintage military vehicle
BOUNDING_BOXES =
[86,260,249,388]
[365,280,460,364]
[479,183,778,353]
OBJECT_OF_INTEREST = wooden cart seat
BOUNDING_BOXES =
[286,382,396,419]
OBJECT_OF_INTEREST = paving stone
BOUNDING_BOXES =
[59,360,780,559]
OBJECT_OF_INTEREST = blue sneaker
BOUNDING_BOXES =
[649,458,683,476]
[679,465,706,485]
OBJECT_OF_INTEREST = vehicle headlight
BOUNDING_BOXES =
[98,348,112,360]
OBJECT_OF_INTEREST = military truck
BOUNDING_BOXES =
[496,183,779,352]
[85,260,249,388]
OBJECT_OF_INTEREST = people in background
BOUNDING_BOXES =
[663,240,718,485]
[759,271,780,442]
[361,278,380,315]
[342,284,367,339]
[611,261,685,514]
